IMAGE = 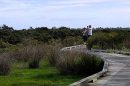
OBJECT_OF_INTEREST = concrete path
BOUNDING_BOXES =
[89,52,130,86]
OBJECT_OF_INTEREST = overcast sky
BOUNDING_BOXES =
[0,0,130,29]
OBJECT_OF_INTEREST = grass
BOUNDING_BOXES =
[0,60,85,86]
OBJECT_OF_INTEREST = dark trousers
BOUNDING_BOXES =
[82,35,91,42]
[87,35,92,50]
[82,36,87,42]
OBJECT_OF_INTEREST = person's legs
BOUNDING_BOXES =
[86,35,92,50]
[82,36,87,44]
[87,35,91,38]
[82,36,86,42]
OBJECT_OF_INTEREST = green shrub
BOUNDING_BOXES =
[62,36,83,47]
[87,31,122,49]
[56,51,104,75]
[123,36,130,49]
[87,32,109,49]
[0,40,10,48]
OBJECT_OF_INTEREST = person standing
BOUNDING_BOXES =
[82,26,88,44]
[87,25,93,50]
[87,25,92,37]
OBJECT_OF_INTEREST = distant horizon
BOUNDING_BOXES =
[1,24,130,30]
[0,0,130,30]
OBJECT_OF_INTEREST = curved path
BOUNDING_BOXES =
[90,52,130,86]
[67,45,130,86]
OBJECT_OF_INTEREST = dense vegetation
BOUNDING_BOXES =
[1,24,130,50]
[0,25,82,46]
[0,24,103,86]
[0,43,103,86]
[88,28,130,50]
[0,24,130,85]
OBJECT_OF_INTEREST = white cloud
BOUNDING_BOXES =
[107,7,130,14]
[0,0,120,12]
[0,0,31,12]
[54,0,109,4]
[0,0,125,14]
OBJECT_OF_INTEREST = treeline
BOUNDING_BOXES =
[1,24,130,50]
[0,25,82,45]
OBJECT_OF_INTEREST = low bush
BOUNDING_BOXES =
[56,51,104,75]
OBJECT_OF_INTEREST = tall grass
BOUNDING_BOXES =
[12,45,46,69]
[0,41,104,77]
[46,44,62,66]
[0,53,11,75]
[27,45,45,68]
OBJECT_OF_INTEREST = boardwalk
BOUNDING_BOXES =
[89,52,130,86]
[65,45,130,86]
